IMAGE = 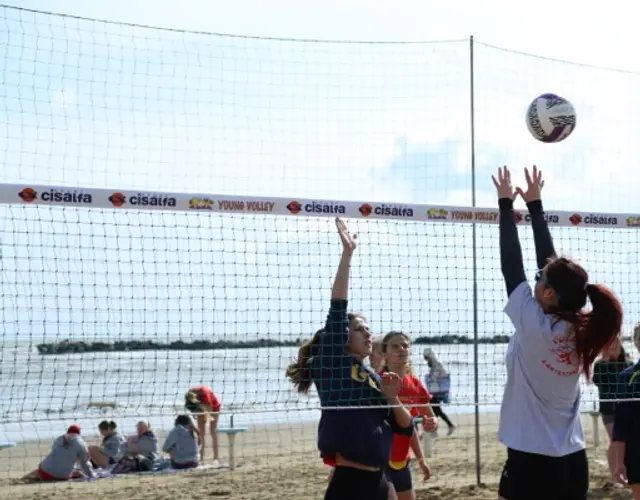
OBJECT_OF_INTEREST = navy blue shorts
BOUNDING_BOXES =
[386,464,413,493]
[325,466,389,500]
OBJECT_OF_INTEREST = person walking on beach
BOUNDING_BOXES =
[285,217,414,500]
[493,166,623,500]
[422,348,456,436]
[185,385,221,463]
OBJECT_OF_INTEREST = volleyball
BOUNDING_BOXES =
[526,93,576,143]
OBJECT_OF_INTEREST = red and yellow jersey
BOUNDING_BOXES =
[387,374,431,470]
[189,385,221,413]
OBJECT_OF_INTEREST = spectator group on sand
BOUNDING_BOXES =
[21,385,222,482]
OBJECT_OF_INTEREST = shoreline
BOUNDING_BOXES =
[0,411,619,500]
[0,410,607,476]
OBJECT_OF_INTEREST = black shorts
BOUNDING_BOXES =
[601,412,615,426]
[386,463,413,493]
[498,448,588,500]
[325,466,389,500]
[625,444,640,485]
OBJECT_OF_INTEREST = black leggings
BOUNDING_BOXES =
[325,466,389,500]
[432,404,454,428]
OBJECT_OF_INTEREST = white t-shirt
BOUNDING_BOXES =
[498,282,585,457]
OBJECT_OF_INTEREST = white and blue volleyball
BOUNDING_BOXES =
[526,93,576,143]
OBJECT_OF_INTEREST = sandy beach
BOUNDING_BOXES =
[0,412,632,500]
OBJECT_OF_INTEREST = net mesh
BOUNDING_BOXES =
[1,5,640,500]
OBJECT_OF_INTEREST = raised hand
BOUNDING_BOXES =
[515,165,544,203]
[379,371,402,399]
[491,166,516,200]
[422,416,438,432]
[335,217,357,254]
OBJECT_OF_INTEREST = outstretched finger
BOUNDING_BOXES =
[540,180,545,190]
[524,167,532,186]
[536,167,543,186]
[491,175,500,189]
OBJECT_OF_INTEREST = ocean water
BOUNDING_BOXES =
[0,342,604,444]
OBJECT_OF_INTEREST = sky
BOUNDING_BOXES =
[1,0,640,346]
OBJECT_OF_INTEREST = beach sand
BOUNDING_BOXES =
[0,412,632,500]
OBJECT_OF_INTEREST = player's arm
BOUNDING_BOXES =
[519,166,556,268]
[612,370,633,482]
[492,167,526,296]
[320,218,357,361]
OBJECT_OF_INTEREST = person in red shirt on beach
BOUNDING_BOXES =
[184,385,221,463]
[381,331,438,500]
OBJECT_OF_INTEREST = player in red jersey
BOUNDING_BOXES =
[185,385,221,463]
[381,331,438,500]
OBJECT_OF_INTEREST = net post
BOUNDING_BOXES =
[469,34,482,487]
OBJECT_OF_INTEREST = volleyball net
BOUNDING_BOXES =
[2,4,640,500]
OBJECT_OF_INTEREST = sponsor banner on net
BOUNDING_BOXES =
[568,213,618,227]
[18,187,93,205]
[358,203,415,218]
[109,192,177,208]
[4,183,640,230]
[626,216,640,228]
[513,211,561,225]
[286,200,347,216]
[211,199,275,213]
[447,209,498,223]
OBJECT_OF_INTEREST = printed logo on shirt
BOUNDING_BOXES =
[541,333,579,376]
[350,364,379,391]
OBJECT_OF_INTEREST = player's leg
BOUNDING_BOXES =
[386,465,415,500]
[208,413,220,462]
[196,414,207,461]
[498,448,550,500]
[559,448,588,500]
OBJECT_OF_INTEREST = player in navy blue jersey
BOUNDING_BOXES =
[286,217,413,500]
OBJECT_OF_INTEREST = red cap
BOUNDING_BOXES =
[67,424,81,435]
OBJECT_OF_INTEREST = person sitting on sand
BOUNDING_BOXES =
[112,421,160,474]
[184,385,221,463]
[124,421,158,460]
[163,414,201,470]
[88,420,126,469]
[22,424,95,481]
